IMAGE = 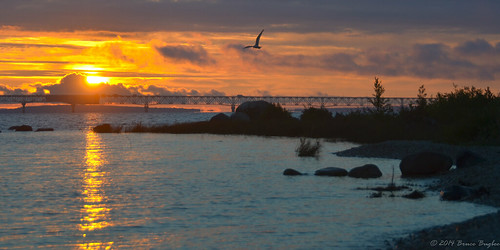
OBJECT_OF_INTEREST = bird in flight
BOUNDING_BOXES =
[244,29,264,49]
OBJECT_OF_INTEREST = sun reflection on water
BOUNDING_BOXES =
[78,131,114,249]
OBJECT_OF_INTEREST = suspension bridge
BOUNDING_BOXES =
[0,94,422,113]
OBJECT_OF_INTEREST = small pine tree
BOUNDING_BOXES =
[369,77,392,115]
[416,84,427,109]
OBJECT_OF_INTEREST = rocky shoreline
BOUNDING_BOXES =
[336,140,500,249]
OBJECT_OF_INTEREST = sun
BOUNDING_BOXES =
[86,75,110,85]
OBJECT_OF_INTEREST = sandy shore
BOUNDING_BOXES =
[336,140,500,249]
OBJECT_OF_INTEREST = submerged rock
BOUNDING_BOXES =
[400,152,453,177]
[283,168,305,176]
[403,190,425,199]
[314,167,348,177]
[35,128,54,132]
[348,164,382,178]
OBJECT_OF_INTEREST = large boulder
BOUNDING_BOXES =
[235,101,274,120]
[230,112,251,122]
[210,113,230,122]
[400,152,453,177]
[348,164,382,178]
[456,150,484,169]
[314,167,348,177]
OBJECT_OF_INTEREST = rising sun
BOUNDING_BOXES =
[86,75,109,85]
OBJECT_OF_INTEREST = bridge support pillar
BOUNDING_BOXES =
[21,102,26,113]
[231,103,235,112]
[144,103,149,113]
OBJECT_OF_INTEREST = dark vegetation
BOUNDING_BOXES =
[295,138,321,157]
[94,78,500,145]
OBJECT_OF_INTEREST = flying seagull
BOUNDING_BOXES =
[244,29,264,49]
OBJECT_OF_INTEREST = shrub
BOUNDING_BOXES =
[296,138,321,157]
[300,106,333,122]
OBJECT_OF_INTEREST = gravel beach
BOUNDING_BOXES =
[336,140,500,249]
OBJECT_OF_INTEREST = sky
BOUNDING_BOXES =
[1,0,500,97]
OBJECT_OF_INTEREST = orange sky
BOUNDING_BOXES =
[1,1,500,97]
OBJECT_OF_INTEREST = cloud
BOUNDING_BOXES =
[1,0,499,34]
[455,39,496,55]
[0,84,30,95]
[29,72,226,96]
[156,45,215,65]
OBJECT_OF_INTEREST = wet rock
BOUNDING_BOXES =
[93,124,121,133]
[35,128,54,132]
[210,113,230,122]
[348,164,382,178]
[10,125,33,131]
[403,190,425,199]
[440,185,489,201]
[314,167,348,177]
[400,152,453,177]
[440,185,474,201]
[456,150,484,169]
[283,168,305,176]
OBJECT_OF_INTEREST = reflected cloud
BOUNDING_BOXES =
[78,131,114,249]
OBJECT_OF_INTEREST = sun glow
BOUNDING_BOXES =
[86,75,110,85]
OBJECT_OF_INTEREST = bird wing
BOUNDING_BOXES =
[255,29,264,46]
[243,45,253,49]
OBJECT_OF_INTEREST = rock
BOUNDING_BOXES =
[230,112,250,122]
[93,124,114,133]
[314,167,348,177]
[456,150,484,169]
[235,100,273,120]
[348,164,382,178]
[210,113,230,122]
[440,185,474,201]
[13,125,33,132]
[403,190,425,199]
[283,168,305,176]
[35,128,54,132]
[400,152,453,177]
[440,185,489,201]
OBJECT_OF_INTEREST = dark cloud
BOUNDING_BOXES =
[230,39,500,81]
[455,39,496,55]
[156,45,215,65]
[0,84,30,95]
[1,0,499,34]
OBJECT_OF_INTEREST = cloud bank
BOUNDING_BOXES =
[25,73,226,96]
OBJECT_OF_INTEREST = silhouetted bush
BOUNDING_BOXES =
[300,106,333,122]
[296,138,321,157]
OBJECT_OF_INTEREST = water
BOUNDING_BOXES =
[0,112,497,249]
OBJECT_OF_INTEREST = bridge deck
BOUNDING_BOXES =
[0,94,423,112]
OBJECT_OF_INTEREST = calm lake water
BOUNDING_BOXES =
[0,112,497,249]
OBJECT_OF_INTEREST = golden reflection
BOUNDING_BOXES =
[78,131,114,249]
